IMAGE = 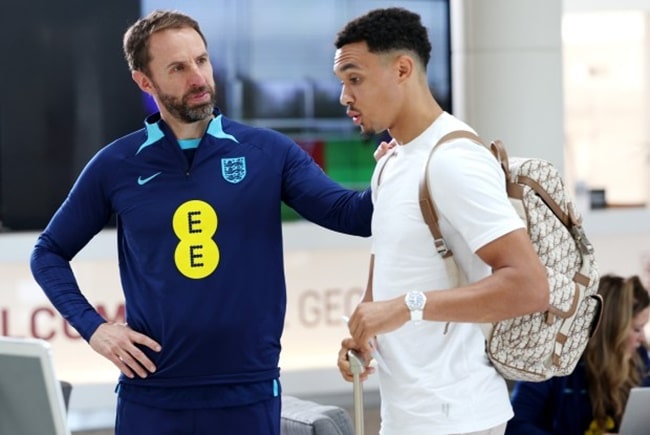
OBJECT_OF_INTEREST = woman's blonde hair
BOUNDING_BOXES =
[584,274,649,430]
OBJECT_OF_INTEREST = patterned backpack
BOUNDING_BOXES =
[419,130,603,382]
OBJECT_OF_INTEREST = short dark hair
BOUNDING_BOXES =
[123,10,207,73]
[335,8,432,68]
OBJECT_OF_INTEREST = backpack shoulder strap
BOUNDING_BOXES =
[418,130,487,258]
[489,139,511,182]
[375,148,397,187]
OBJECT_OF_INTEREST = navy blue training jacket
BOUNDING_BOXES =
[30,109,372,408]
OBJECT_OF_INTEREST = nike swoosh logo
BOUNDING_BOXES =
[137,172,162,186]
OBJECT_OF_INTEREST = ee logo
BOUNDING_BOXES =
[172,200,219,279]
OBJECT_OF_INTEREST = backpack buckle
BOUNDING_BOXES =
[571,225,594,255]
[434,238,450,257]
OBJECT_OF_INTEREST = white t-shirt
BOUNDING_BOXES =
[370,112,525,434]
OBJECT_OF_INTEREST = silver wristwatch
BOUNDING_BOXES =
[404,291,427,322]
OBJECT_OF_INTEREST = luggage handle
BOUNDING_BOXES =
[348,350,365,435]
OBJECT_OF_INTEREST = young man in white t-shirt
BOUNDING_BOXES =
[333,8,550,435]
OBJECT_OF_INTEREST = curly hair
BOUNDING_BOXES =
[123,10,207,74]
[334,8,432,69]
[584,274,650,431]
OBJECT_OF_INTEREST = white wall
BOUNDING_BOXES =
[451,0,565,171]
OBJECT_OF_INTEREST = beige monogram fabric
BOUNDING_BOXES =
[485,157,602,381]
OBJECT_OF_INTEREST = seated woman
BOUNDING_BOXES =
[506,274,650,435]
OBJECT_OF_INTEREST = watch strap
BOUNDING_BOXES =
[410,309,423,321]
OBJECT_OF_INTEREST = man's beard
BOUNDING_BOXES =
[157,85,216,123]
[360,125,386,143]
[360,130,375,142]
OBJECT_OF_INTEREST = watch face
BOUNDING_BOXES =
[406,291,425,310]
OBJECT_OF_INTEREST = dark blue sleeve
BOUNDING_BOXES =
[30,151,113,341]
[281,140,372,237]
[506,380,555,435]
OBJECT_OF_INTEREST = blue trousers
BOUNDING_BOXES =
[115,396,281,435]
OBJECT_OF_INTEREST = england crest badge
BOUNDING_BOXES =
[221,157,246,184]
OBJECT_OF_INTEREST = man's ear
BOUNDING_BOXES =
[132,70,154,95]
[395,54,414,83]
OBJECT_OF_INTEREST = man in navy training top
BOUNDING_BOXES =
[30,9,373,435]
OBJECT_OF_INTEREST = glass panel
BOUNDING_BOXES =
[563,10,649,208]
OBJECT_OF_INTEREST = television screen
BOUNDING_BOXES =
[0,0,142,231]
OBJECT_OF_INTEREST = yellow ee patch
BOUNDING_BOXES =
[172,200,219,279]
